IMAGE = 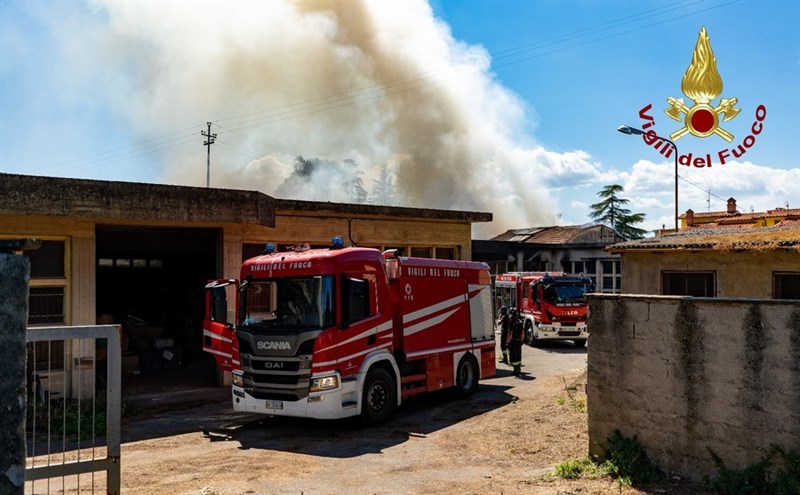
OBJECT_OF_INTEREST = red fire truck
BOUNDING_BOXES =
[494,272,592,348]
[202,237,496,423]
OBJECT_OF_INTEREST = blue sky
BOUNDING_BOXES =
[1,0,798,237]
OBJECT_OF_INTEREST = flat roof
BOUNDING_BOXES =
[1,173,492,227]
[276,198,492,223]
[0,173,277,227]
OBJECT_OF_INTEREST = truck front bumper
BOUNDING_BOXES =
[536,323,588,341]
[231,373,361,420]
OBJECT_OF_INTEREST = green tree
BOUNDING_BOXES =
[589,184,647,240]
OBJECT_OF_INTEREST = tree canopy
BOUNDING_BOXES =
[589,184,647,240]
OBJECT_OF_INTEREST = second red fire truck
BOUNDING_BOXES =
[495,271,593,348]
[202,237,496,423]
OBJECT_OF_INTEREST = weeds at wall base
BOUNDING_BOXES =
[706,445,800,495]
[553,430,660,488]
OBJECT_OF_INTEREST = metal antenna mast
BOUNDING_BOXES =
[201,122,217,187]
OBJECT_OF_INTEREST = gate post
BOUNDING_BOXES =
[0,239,40,495]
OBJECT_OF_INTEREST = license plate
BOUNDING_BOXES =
[264,400,283,410]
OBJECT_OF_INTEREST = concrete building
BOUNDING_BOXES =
[607,226,800,298]
[1,173,490,392]
[472,224,624,293]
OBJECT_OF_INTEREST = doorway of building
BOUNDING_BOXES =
[95,226,220,388]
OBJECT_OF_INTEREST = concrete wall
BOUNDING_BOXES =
[620,250,800,297]
[587,294,800,481]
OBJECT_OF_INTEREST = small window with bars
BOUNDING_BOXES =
[774,272,800,299]
[28,287,66,325]
[662,271,716,297]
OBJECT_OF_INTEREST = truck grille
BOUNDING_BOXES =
[238,337,315,401]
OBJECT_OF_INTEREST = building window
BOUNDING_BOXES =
[774,272,800,299]
[28,287,66,325]
[571,260,599,290]
[242,243,266,262]
[599,260,622,293]
[410,247,432,258]
[24,239,68,325]
[435,247,456,260]
[662,271,716,297]
[28,240,65,278]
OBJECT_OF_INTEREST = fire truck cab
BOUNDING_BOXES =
[495,271,592,348]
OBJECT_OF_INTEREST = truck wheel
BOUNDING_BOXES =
[524,321,533,346]
[455,354,479,397]
[527,322,542,347]
[573,339,587,348]
[360,367,396,425]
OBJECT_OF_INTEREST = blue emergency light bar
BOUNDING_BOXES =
[263,242,276,254]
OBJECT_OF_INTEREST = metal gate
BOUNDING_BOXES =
[25,325,121,495]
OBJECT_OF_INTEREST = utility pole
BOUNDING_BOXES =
[201,122,217,187]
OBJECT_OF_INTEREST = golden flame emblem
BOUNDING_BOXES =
[664,27,740,142]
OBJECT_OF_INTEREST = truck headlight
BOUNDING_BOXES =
[232,370,244,388]
[310,375,338,392]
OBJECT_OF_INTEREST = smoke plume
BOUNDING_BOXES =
[75,1,604,237]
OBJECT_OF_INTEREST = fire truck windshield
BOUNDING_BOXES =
[238,276,334,331]
[543,283,588,305]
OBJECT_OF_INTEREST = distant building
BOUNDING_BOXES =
[680,197,800,229]
[472,224,625,293]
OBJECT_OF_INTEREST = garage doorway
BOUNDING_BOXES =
[96,226,220,387]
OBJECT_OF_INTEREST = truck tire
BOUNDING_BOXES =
[455,354,479,397]
[526,321,541,347]
[573,339,587,348]
[524,320,533,346]
[360,367,396,425]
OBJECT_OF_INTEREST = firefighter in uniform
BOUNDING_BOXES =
[497,306,510,364]
[507,307,524,376]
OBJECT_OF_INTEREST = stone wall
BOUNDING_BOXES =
[587,294,800,481]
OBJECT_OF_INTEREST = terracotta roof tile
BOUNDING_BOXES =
[490,225,619,245]
[527,226,586,244]
[608,225,800,252]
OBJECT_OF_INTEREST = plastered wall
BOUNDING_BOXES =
[619,250,800,298]
[587,294,800,480]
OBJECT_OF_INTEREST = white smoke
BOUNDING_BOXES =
[76,1,605,237]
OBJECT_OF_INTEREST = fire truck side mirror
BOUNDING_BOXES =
[385,258,399,280]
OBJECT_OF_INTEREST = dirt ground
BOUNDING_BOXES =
[112,366,711,494]
[25,344,714,495]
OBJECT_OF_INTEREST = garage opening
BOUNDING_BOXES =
[95,226,220,390]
